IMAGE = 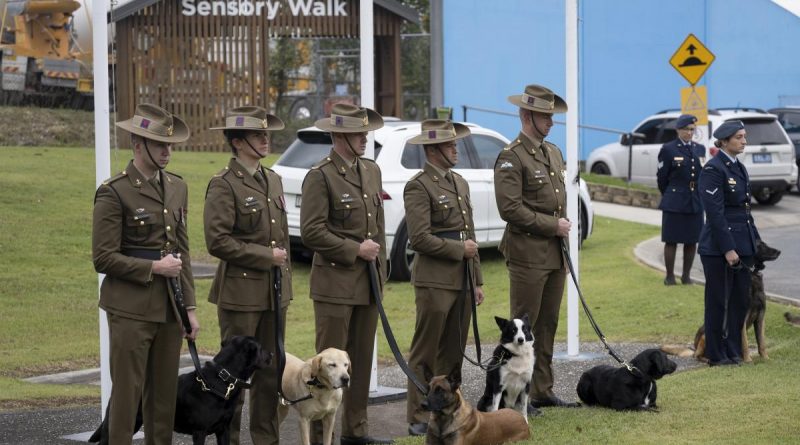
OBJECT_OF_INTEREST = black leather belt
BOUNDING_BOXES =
[121,249,163,260]
[689,181,696,191]
[435,230,466,240]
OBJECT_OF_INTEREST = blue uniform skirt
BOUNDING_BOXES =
[661,211,703,244]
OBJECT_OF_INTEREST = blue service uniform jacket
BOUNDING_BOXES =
[697,154,760,257]
[657,139,705,213]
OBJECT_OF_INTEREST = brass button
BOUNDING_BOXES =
[555,189,560,193]
[444,204,448,208]
[165,241,171,247]
[465,225,469,229]
[458,196,462,201]
[166,225,171,231]
[367,232,372,237]
[252,208,257,213]
[271,241,276,246]
[140,221,145,226]
[550,172,555,176]
[345,204,350,209]
[271,219,276,223]
[367,213,372,217]
[691,173,695,177]
[268,198,271,202]
[363,194,368,198]
[538,180,543,184]
[330,262,336,266]
[243,272,247,277]
[462,210,466,214]
[163,209,168,214]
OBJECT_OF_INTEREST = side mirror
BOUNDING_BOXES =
[620,134,630,146]
[622,132,646,146]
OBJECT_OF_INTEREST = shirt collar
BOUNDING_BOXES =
[720,150,738,164]
[425,161,449,178]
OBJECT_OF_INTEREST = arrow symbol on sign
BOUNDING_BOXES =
[687,44,697,55]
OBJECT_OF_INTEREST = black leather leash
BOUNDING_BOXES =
[460,258,495,371]
[272,266,313,405]
[559,239,640,375]
[167,265,251,400]
[368,260,428,395]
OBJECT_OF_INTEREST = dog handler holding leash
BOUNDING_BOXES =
[402,120,485,437]
[204,106,292,445]
[93,103,200,444]
[494,84,580,414]
[698,120,761,366]
[300,103,393,445]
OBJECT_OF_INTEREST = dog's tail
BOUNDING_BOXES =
[785,312,800,326]
[659,344,695,358]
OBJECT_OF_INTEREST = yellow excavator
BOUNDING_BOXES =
[0,0,94,108]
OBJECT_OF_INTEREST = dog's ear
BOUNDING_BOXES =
[422,363,434,384]
[494,316,508,329]
[310,355,323,379]
[447,368,462,390]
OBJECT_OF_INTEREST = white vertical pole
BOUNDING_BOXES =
[565,0,580,357]
[359,0,379,393]
[92,0,112,416]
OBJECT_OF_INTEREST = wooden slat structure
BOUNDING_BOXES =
[112,0,418,151]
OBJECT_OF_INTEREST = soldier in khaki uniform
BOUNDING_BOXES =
[494,85,578,412]
[204,106,291,445]
[93,103,200,445]
[300,103,393,445]
[403,120,485,436]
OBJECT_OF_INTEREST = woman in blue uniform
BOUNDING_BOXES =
[698,120,760,366]
[657,114,706,285]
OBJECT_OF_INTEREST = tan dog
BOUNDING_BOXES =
[277,348,350,445]
[423,371,530,445]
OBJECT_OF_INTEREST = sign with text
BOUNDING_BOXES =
[669,34,715,85]
[181,0,348,18]
[680,85,708,125]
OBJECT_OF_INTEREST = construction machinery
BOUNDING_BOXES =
[0,0,94,109]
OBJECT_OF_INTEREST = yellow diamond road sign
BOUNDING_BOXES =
[670,34,715,85]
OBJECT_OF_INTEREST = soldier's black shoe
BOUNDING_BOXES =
[408,423,428,436]
[664,276,677,286]
[341,436,394,445]
[530,396,580,408]
[526,404,544,417]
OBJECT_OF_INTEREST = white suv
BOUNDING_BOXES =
[272,120,594,280]
[586,108,798,204]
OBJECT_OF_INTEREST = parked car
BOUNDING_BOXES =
[586,108,798,204]
[768,107,800,190]
[272,120,595,281]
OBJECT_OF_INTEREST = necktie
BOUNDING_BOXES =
[444,171,454,186]
[149,175,163,199]
[255,170,267,193]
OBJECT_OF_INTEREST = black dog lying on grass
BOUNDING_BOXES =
[576,349,677,411]
[89,335,270,445]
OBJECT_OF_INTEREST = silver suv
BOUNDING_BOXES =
[586,108,798,204]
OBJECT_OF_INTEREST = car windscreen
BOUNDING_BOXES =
[276,131,382,168]
[738,119,790,145]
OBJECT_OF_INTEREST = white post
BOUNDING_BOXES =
[92,0,112,416]
[359,0,380,393]
[565,0,580,357]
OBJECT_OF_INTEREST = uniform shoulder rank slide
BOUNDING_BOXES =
[705,188,719,195]
[499,161,514,169]
[340,193,353,203]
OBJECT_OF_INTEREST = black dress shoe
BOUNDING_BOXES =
[530,396,580,408]
[408,423,428,436]
[340,435,395,445]
[681,276,694,285]
[526,404,543,417]
[664,276,677,286]
[708,358,736,366]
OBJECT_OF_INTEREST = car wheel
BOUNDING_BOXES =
[389,221,414,281]
[754,189,784,205]
[579,201,588,248]
[590,162,611,175]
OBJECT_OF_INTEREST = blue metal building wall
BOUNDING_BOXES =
[442,0,800,159]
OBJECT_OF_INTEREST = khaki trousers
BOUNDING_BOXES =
[311,301,379,440]
[406,286,470,424]
[507,262,566,399]
[218,307,286,445]
[107,312,182,445]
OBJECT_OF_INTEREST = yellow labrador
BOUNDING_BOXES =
[278,348,351,445]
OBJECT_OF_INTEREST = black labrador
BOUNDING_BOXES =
[89,335,270,445]
[576,349,677,411]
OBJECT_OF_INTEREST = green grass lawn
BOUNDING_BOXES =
[2,147,799,443]
[583,172,660,194]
